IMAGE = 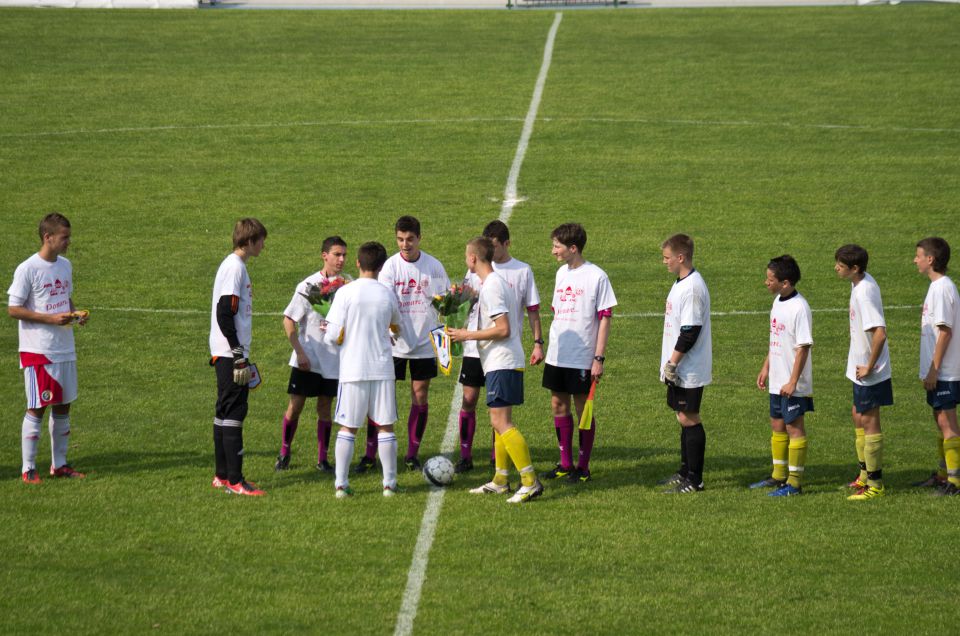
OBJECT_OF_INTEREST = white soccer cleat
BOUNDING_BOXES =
[335,485,353,499]
[383,485,397,497]
[469,481,512,495]
[506,480,544,504]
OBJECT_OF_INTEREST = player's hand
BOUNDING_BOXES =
[662,361,678,386]
[529,343,545,366]
[779,381,797,397]
[70,310,90,326]
[446,327,467,343]
[232,347,251,386]
[296,352,311,371]
[591,359,604,383]
[756,370,767,391]
[923,366,939,391]
[855,365,872,381]
[50,312,74,326]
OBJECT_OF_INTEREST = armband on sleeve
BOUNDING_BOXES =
[674,325,702,353]
[597,308,613,319]
[526,304,540,312]
[216,294,241,350]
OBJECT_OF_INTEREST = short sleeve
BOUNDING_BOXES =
[794,303,814,347]
[678,288,705,327]
[7,263,31,306]
[524,267,541,309]
[595,273,617,312]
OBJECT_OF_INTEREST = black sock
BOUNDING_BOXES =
[222,425,245,485]
[685,424,706,485]
[213,423,227,479]
[679,426,689,477]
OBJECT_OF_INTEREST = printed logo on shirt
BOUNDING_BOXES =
[665,300,673,316]
[770,318,787,335]
[557,285,584,302]
[45,278,71,298]
[396,277,428,296]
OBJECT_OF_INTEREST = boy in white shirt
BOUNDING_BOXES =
[275,236,349,473]
[657,234,712,494]
[323,242,402,498]
[8,213,89,484]
[913,237,960,496]
[456,220,544,474]
[834,244,893,500]
[448,237,543,503]
[753,255,813,497]
[209,218,267,496]
[541,223,616,484]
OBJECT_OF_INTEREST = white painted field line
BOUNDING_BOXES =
[618,304,920,319]
[393,12,563,636]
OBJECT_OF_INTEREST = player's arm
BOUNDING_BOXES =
[780,345,810,397]
[856,326,887,381]
[449,313,509,342]
[757,354,770,391]
[283,315,310,370]
[8,304,74,326]
[216,294,250,384]
[527,305,544,365]
[924,324,953,390]
[591,310,612,382]
[663,325,702,385]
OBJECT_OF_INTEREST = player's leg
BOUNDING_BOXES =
[215,357,263,496]
[316,390,335,472]
[403,359,436,469]
[541,364,574,478]
[48,402,82,478]
[669,408,705,494]
[934,393,960,495]
[848,405,885,500]
[39,360,82,478]
[571,390,595,482]
[769,399,811,497]
[371,379,400,496]
[276,389,306,470]
[21,375,45,484]
[457,357,484,472]
[658,385,689,486]
[750,395,788,489]
[333,381,366,497]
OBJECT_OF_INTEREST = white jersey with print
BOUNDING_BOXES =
[283,271,351,379]
[8,254,76,363]
[768,292,814,397]
[476,272,526,373]
[463,257,540,358]
[209,253,253,358]
[920,275,960,381]
[545,262,618,370]
[324,278,401,383]
[378,252,450,359]
[847,273,892,386]
[660,270,712,388]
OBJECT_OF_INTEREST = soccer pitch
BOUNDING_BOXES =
[1,5,959,633]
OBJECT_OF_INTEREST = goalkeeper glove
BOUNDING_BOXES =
[662,361,678,386]
[232,346,251,386]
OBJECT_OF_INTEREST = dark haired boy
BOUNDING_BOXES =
[275,236,350,473]
[752,255,812,497]
[913,237,960,495]
[834,244,892,500]
[541,223,617,483]
[209,218,267,496]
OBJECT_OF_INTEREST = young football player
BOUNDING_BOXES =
[834,244,892,500]
[364,215,449,472]
[448,237,543,503]
[323,242,402,498]
[542,223,617,484]
[275,236,349,473]
[456,220,543,474]
[913,237,960,495]
[657,234,712,494]
[8,212,89,484]
[752,255,813,497]
[209,218,267,496]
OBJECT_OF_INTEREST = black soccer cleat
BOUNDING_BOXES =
[404,456,422,471]
[664,476,704,494]
[316,460,334,473]
[274,454,291,471]
[454,458,474,474]
[354,456,376,474]
[657,471,685,487]
[541,463,574,480]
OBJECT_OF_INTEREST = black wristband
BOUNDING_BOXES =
[594,355,605,363]
[534,338,544,345]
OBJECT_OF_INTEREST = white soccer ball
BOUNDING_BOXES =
[422,455,455,487]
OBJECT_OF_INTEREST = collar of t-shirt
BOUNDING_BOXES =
[778,290,798,302]
[676,268,696,284]
[400,252,422,264]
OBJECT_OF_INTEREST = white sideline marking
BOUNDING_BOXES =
[618,304,920,319]
[393,13,563,636]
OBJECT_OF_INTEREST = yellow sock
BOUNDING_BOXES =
[938,437,948,479]
[493,431,509,486]
[855,428,867,481]
[864,433,883,488]
[771,431,789,481]
[787,437,807,489]
[943,437,960,487]
[500,427,535,488]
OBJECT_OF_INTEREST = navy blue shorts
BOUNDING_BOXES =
[769,394,814,424]
[852,379,894,414]
[486,369,524,408]
[927,380,960,411]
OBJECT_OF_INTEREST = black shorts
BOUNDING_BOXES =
[394,357,438,382]
[287,367,338,398]
[667,385,704,413]
[214,356,248,423]
[542,363,591,396]
[458,356,486,388]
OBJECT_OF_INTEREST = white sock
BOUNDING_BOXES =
[50,413,70,469]
[378,431,398,489]
[22,413,42,473]
[334,430,356,489]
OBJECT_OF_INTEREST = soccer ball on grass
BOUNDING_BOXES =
[422,455,455,487]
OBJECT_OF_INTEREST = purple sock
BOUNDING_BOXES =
[577,419,597,471]
[364,419,378,460]
[459,410,476,460]
[317,419,332,463]
[406,404,428,461]
[491,430,497,464]
[281,415,299,456]
[555,415,574,469]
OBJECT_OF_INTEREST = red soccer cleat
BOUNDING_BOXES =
[50,464,85,479]
[225,480,265,496]
[22,469,41,484]
[212,475,229,489]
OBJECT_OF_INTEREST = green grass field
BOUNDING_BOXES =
[1,5,959,634]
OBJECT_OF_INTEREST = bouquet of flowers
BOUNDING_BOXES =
[299,276,347,318]
[431,282,478,358]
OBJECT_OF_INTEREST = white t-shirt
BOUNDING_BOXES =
[378,251,450,359]
[7,253,76,363]
[283,271,350,379]
[660,270,712,388]
[476,272,526,373]
[463,257,540,358]
[846,273,892,386]
[324,278,401,383]
[920,275,960,381]
[209,253,252,358]
[545,262,617,370]
[768,292,814,397]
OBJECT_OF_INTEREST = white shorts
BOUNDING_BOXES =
[24,360,78,409]
[335,380,397,429]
